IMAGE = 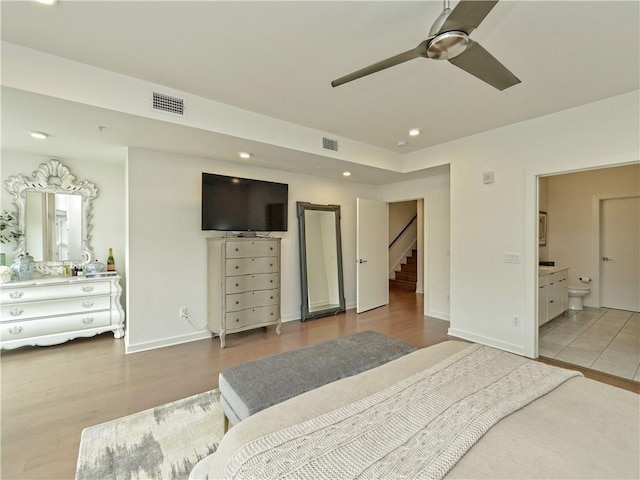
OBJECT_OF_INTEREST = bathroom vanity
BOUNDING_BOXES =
[538,267,569,326]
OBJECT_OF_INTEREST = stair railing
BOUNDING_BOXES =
[389,214,417,249]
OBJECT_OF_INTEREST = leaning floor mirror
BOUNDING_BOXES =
[297,202,346,321]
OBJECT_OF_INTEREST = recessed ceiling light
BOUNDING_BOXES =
[343,171,351,177]
[238,152,252,159]
[35,0,57,5]
[29,131,49,140]
[409,128,421,136]
[396,141,408,147]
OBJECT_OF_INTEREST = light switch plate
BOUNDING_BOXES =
[505,253,521,263]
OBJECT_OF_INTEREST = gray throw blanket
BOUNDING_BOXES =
[223,344,581,479]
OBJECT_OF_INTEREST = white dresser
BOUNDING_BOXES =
[0,276,125,350]
[207,237,281,348]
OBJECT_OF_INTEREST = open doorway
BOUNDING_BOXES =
[536,164,639,381]
[388,200,423,294]
[355,198,425,314]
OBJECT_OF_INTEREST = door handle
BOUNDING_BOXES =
[602,256,613,261]
[357,259,368,264]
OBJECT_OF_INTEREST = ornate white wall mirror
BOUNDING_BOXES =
[4,159,98,275]
[297,202,346,321]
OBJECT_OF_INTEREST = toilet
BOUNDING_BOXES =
[568,286,590,310]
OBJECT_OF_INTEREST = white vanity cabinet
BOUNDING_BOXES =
[538,268,569,326]
[0,276,125,350]
[207,237,282,348]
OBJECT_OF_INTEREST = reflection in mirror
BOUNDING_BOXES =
[297,202,345,321]
[26,192,83,262]
[4,159,98,276]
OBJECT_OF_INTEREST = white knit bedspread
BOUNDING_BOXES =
[222,344,582,480]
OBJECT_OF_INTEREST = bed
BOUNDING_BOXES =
[198,340,639,479]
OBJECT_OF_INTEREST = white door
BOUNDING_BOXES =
[356,198,389,313]
[601,196,640,312]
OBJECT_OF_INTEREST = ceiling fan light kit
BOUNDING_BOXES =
[426,31,469,60]
[331,0,520,91]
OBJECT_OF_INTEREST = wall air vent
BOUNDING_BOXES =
[322,137,339,152]
[152,91,186,117]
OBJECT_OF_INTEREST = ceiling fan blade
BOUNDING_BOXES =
[448,39,520,90]
[331,41,428,87]
[438,0,499,35]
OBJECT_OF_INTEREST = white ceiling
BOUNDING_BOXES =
[1,1,639,183]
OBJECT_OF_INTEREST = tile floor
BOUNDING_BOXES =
[539,307,640,381]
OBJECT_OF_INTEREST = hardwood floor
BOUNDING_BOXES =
[1,288,637,479]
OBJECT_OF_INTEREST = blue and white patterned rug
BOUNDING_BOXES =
[76,389,223,480]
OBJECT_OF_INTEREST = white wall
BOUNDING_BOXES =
[545,164,640,308]
[379,174,451,320]
[404,90,639,357]
[125,148,378,352]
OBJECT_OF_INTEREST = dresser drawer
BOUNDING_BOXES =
[1,281,111,305]
[0,310,112,341]
[226,257,279,276]
[226,289,279,313]
[1,295,111,322]
[225,240,279,259]
[224,305,280,330]
[225,273,279,294]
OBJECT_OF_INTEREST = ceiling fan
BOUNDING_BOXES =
[331,0,520,91]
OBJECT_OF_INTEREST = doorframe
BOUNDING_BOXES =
[592,193,640,308]
[388,199,424,294]
[525,152,639,359]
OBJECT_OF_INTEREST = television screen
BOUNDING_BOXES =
[201,173,288,232]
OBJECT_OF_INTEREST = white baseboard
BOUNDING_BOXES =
[447,328,525,357]
[125,331,212,354]
[426,309,450,321]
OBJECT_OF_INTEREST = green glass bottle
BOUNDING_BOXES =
[107,248,116,272]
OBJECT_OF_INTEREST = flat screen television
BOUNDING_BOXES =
[201,173,288,232]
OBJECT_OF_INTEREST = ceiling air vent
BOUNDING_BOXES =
[322,137,338,152]
[152,91,186,117]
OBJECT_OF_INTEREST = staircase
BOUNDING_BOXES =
[389,249,417,291]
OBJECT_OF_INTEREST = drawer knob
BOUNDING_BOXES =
[82,301,94,308]
[7,326,23,335]
[9,308,24,317]
[235,266,239,269]
[270,280,273,283]
[81,286,94,293]
[270,312,274,316]
[236,301,239,305]
[81,317,94,325]
[235,318,239,323]
[235,248,239,252]
[235,283,239,287]
[9,291,24,299]
[270,296,273,300]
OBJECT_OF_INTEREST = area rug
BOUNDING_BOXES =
[76,389,223,480]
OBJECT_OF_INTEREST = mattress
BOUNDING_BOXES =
[204,340,640,479]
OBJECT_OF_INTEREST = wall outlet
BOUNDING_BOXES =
[179,307,188,319]
[482,171,495,184]
[512,315,520,327]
